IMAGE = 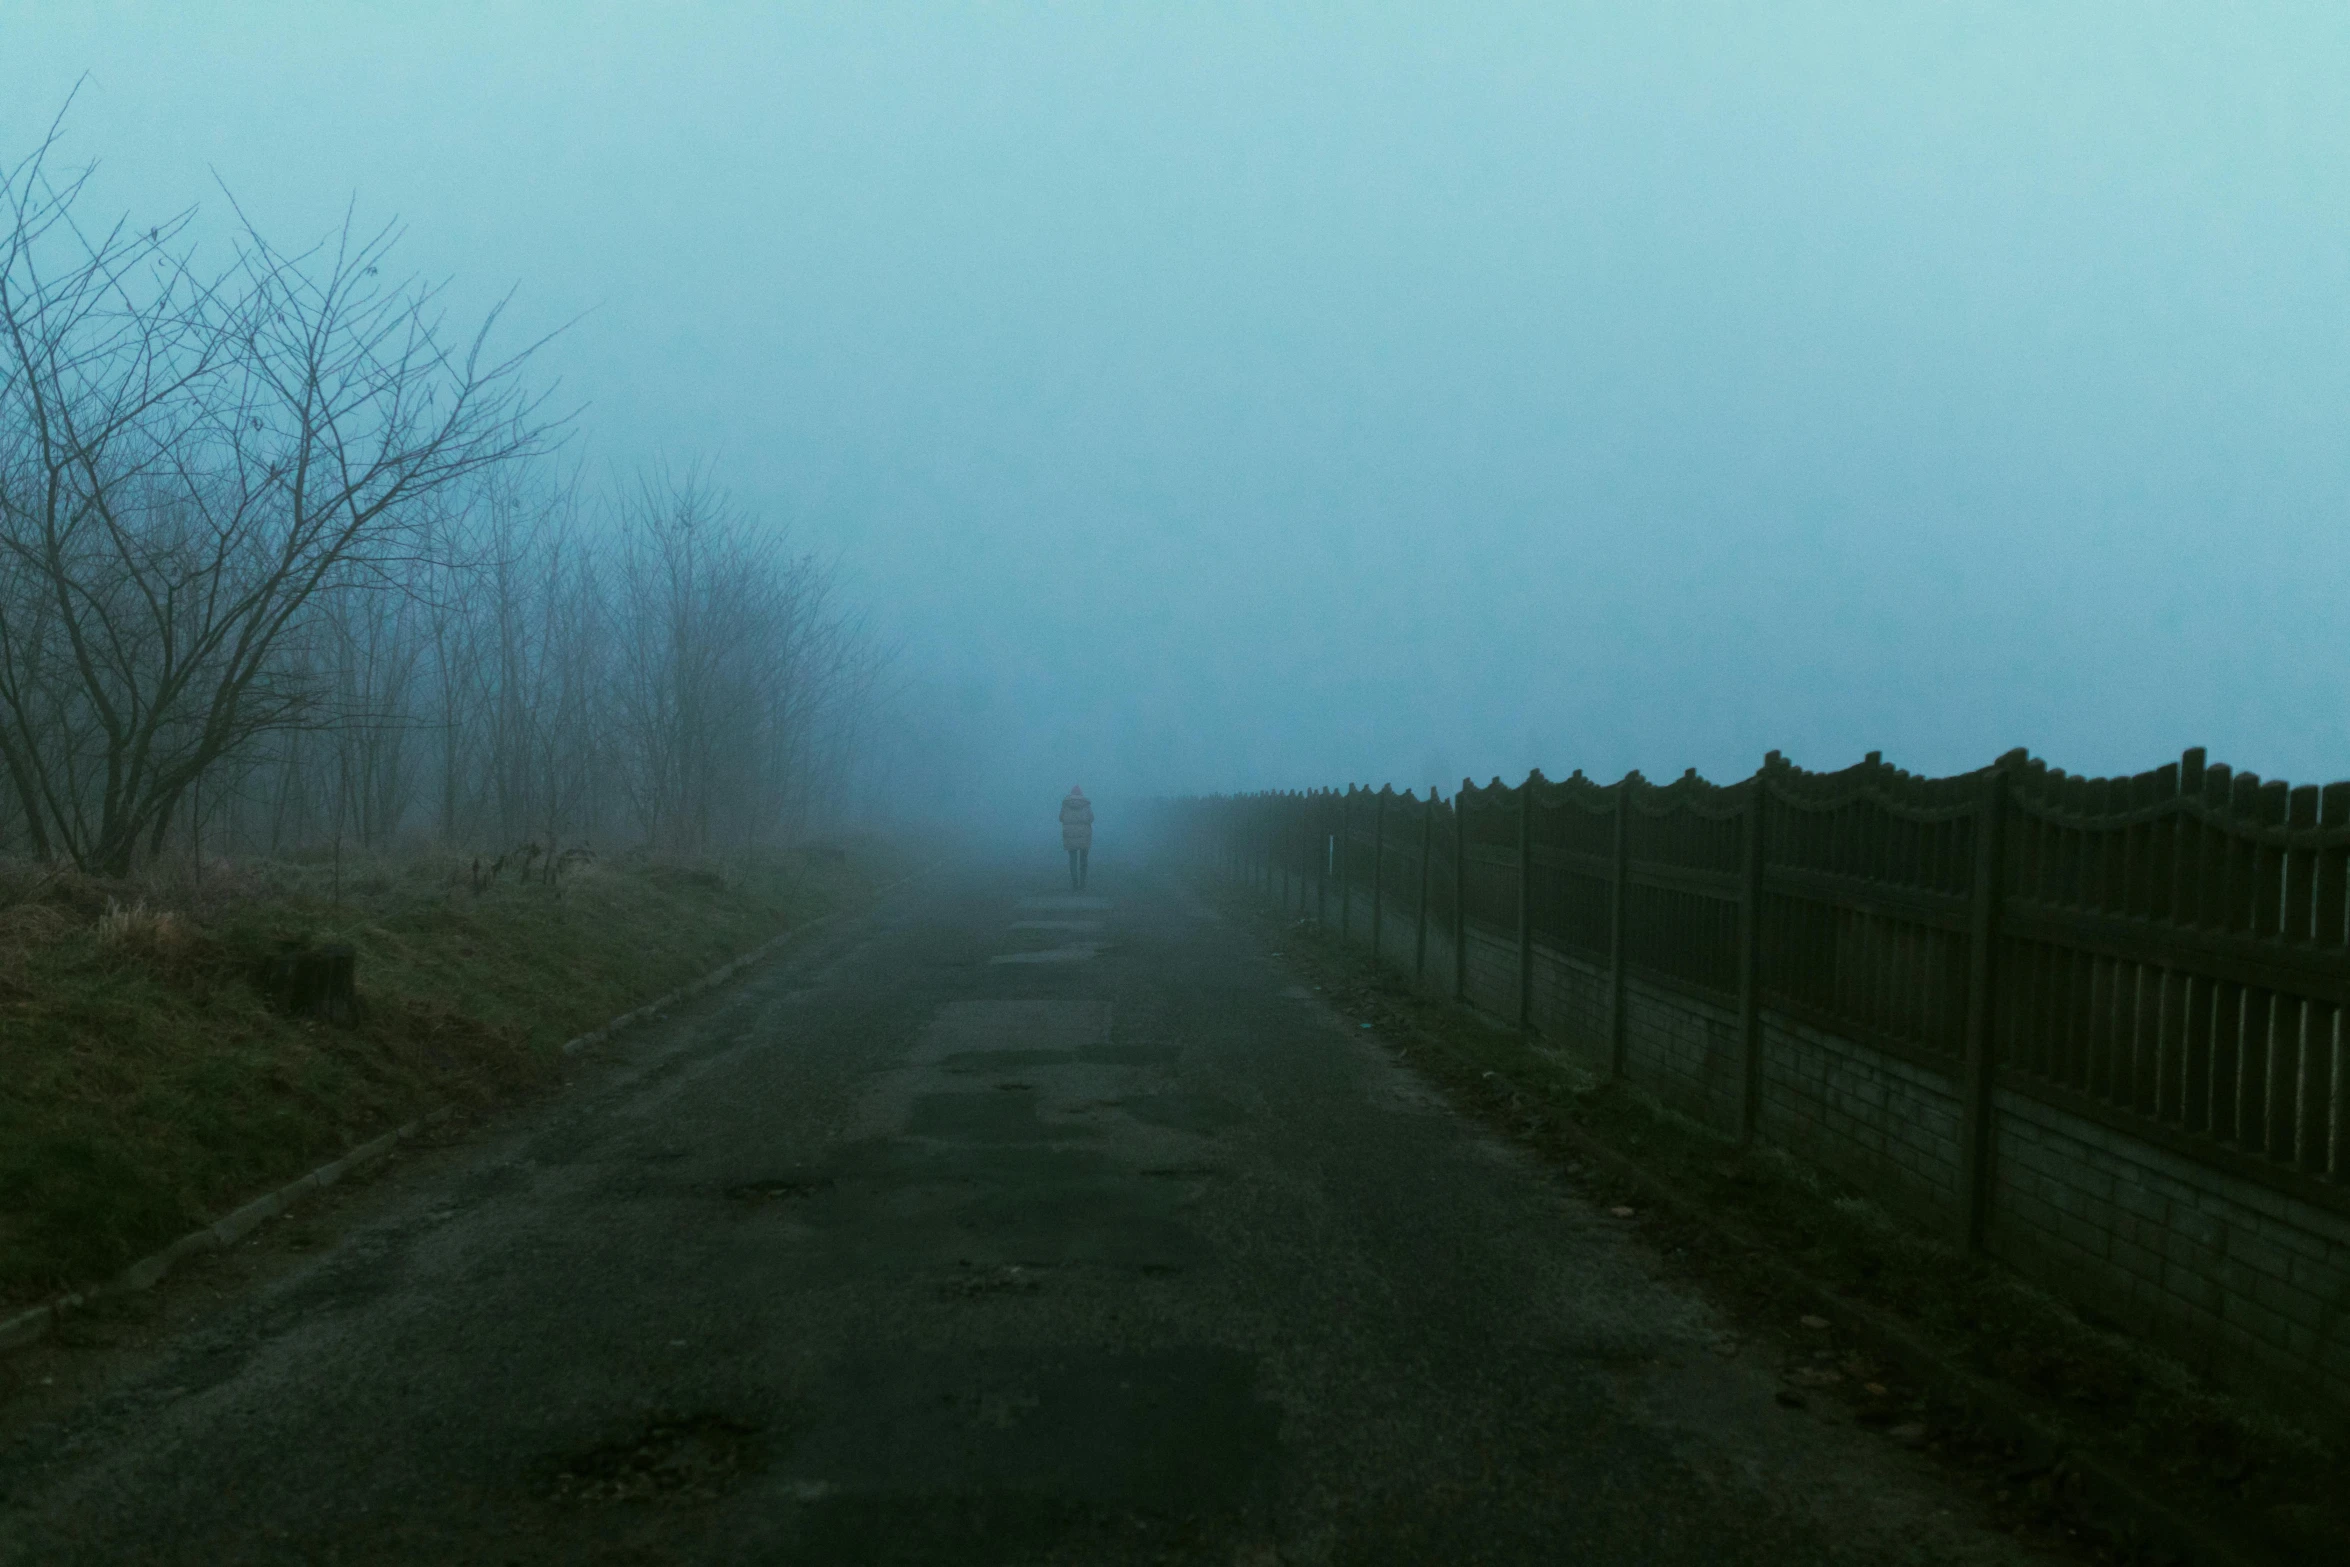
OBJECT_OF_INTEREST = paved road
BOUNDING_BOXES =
[0,862,2053,1565]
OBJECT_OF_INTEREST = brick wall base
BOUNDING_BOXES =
[1318,902,2350,1429]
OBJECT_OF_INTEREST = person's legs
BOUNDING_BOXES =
[1078,847,1089,889]
[1067,847,1081,889]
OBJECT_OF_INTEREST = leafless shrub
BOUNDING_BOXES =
[0,116,888,881]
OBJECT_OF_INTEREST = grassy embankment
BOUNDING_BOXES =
[0,838,897,1311]
[1212,881,2346,1565]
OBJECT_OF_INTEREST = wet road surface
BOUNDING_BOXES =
[0,861,2057,1564]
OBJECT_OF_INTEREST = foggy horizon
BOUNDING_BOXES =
[8,5,2348,830]
[10,15,2350,1558]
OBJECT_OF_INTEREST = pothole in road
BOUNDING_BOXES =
[940,1261,1050,1299]
[1121,1091,1243,1133]
[725,1177,834,1203]
[941,1048,1076,1072]
[546,1413,765,1507]
[1077,1044,1180,1067]
[987,945,1103,965]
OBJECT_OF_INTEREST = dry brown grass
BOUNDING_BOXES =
[92,898,190,955]
[0,836,897,1309]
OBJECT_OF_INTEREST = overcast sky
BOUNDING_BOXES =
[7,4,2348,814]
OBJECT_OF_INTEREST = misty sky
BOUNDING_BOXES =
[6,4,2349,816]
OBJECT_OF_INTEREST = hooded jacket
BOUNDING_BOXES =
[1059,791,1094,850]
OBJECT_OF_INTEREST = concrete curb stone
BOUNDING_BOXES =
[0,867,924,1358]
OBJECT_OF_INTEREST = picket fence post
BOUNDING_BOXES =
[1339,788,1353,945]
[1517,772,1537,1030]
[1737,764,1769,1142]
[1453,783,1469,1001]
[1608,779,1631,1077]
[1414,788,1433,990]
[1958,762,2009,1253]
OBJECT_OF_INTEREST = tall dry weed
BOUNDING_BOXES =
[95,898,191,957]
[0,902,72,998]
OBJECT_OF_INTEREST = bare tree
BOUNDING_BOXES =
[3,121,890,878]
[0,128,552,873]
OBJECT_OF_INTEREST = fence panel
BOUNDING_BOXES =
[1373,789,1426,975]
[1526,774,1615,962]
[1342,787,1381,947]
[1459,779,1521,941]
[1995,751,2349,1184]
[1182,743,2350,1425]
[1621,772,1746,1005]
[1760,758,1976,1068]
[1184,747,2347,1200]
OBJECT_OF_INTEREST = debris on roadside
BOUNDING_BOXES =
[1217,879,2350,1566]
[546,1413,762,1507]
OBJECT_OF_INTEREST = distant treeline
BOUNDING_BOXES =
[0,127,880,874]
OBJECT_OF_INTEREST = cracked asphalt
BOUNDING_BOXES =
[0,861,2062,1564]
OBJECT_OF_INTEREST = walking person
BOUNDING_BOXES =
[1059,785,1094,890]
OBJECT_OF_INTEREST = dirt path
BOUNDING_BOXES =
[0,862,2073,1564]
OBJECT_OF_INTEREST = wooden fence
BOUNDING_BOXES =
[1180,746,2350,1426]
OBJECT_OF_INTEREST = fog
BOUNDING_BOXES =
[7,4,2348,840]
